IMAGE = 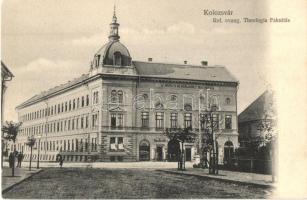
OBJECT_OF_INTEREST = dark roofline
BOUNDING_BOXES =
[1,61,14,78]
[16,61,239,110]
[132,60,239,83]
[16,74,99,110]
[132,60,225,68]
[239,90,268,117]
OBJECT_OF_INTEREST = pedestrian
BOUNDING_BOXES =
[59,155,64,168]
[17,152,24,168]
[20,152,24,167]
[9,152,14,168]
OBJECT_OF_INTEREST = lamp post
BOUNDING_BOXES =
[36,135,42,169]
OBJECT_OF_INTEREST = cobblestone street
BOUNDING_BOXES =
[3,168,273,199]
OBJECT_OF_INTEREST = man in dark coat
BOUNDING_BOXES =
[9,152,14,168]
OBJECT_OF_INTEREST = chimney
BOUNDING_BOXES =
[148,58,153,62]
[201,61,208,66]
[184,60,187,64]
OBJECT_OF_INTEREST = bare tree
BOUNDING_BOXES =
[26,136,36,171]
[2,121,22,176]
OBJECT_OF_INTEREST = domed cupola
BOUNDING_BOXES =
[91,7,132,70]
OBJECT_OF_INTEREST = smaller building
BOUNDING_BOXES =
[238,89,276,147]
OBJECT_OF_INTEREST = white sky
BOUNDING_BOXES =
[2,0,271,121]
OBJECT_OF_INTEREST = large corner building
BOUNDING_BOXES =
[15,10,239,164]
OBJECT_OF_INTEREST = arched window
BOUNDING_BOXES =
[111,90,117,103]
[171,95,177,101]
[184,103,192,111]
[114,52,122,66]
[143,93,149,100]
[226,97,231,105]
[155,102,164,109]
[118,90,123,103]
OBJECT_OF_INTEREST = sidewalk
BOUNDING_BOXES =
[2,167,42,193]
[3,161,194,169]
[158,168,276,188]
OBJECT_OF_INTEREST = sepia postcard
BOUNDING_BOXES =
[1,0,306,199]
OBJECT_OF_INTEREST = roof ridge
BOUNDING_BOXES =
[132,60,225,68]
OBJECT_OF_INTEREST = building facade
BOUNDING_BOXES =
[14,11,239,164]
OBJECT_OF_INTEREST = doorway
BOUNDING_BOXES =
[156,146,163,161]
[139,140,150,161]
[185,148,192,161]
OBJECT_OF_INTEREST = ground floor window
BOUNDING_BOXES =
[110,137,124,151]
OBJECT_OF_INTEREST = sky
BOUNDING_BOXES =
[1,0,271,121]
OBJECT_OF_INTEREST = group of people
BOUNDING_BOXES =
[8,151,24,168]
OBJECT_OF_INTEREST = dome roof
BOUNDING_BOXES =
[95,40,131,60]
[92,40,132,67]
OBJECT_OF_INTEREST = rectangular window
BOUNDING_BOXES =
[82,97,84,107]
[184,113,192,128]
[92,113,98,128]
[212,114,219,129]
[200,114,207,130]
[85,116,88,128]
[110,137,124,151]
[81,117,84,129]
[118,114,123,128]
[68,120,71,130]
[86,95,89,106]
[77,98,80,108]
[155,112,164,129]
[73,99,75,110]
[170,113,178,128]
[141,112,149,128]
[69,100,71,111]
[58,104,61,113]
[65,102,68,112]
[111,113,116,128]
[225,115,232,129]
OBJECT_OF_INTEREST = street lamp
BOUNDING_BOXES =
[36,134,42,169]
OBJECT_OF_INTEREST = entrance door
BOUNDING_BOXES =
[139,140,150,161]
[167,139,180,162]
[156,146,163,161]
[185,148,191,161]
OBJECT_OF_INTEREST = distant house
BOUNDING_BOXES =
[1,61,14,159]
[238,90,276,147]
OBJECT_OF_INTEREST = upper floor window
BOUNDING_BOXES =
[110,113,124,129]
[155,112,164,129]
[226,97,231,105]
[73,99,76,109]
[111,90,117,103]
[184,103,192,111]
[184,113,192,129]
[170,95,177,101]
[86,95,89,106]
[81,97,85,107]
[92,113,99,128]
[118,90,123,103]
[170,113,178,128]
[200,113,207,130]
[114,52,122,66]
[155,102,164,110]
[93,91,99,104]
[141,112,149,128]
[225,115,232,129]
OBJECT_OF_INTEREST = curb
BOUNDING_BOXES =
[157,169,274,189]
[2,169,44,194]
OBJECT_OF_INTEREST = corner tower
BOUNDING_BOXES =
[90,7,132,75]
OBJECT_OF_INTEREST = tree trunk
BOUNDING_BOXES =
[12,143,16,177]
[29,146,32,171]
